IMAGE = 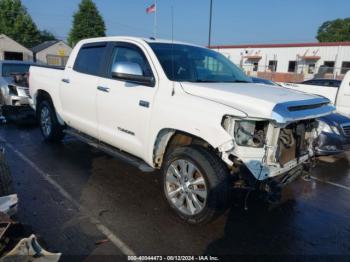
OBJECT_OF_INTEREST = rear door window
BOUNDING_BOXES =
[73,43,107,76]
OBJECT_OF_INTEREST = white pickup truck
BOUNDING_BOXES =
[282,72,350,117]
[29,37,334,224]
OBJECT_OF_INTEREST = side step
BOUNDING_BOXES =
[63,128,155,173]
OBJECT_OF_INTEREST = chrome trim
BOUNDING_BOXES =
[272,98,335,124]
[340,122,350,137]
[112,62,143,76]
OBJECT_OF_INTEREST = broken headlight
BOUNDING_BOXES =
[234,120,269,148]
[317,120,340,135]
[222,116,269,148]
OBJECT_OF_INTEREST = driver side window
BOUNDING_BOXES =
[110,46,153,77]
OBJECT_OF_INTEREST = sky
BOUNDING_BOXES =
[22,0,350,46]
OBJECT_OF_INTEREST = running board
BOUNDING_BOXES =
[63,129,155,173]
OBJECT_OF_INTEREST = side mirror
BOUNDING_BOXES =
[112,62,155,87]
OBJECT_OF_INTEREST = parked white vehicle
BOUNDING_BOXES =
[282,71,350,117]
[29,37,334,224]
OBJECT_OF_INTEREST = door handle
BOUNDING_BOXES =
[62,78,70,84]
[97,86,110,93]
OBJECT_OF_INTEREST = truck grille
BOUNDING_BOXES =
[341,123,350,137]
[19,87,30,97]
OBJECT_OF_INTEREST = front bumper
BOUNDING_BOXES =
[315,132,350,156]
[242,153,310,181]
[7,95,30,106]
[1,86,30,107]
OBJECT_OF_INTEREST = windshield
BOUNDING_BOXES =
[2,64,31,77]
[149,43,251,83]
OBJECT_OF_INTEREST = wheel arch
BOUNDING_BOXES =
[152,128,215,168]
[35,89,65,126]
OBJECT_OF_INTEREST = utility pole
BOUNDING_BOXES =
[208,0,213,47]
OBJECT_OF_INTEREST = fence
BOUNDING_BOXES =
[241,64,350,83]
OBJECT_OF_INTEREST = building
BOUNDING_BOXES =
[32,40,72,66]
[0,34,33,61]
[211,42,350,82]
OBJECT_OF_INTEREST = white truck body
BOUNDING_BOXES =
[29,36,335,223]
[282,71,350,117]
[29,36,335,178]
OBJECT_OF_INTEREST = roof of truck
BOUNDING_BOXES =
[78,36,203,48]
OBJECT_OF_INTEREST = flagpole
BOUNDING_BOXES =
[154,0,157,38]
[208,0,213,47]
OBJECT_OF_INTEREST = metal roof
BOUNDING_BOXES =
[210,42,350,49]
[31,40,60,53]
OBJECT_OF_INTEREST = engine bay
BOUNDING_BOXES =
[276,120,318,166]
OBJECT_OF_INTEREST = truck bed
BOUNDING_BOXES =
[29,65,65,109]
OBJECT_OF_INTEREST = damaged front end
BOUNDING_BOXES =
[219,97,334,196]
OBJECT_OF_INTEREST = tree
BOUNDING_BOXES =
[317,18,350,42]
[0,0,49,47]
[39,30,56,42]
[68,0,106,46]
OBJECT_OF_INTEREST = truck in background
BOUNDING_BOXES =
[282,71,350,117]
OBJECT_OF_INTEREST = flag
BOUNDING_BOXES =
[146,3,156,14]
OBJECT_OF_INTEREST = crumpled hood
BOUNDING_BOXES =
[180,82,335,123]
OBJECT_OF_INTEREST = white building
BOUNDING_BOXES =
[0,34,33,61]
[32,40,72,66]
[211,42,350,81]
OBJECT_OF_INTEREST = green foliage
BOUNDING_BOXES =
[39,30,56,42]
[68,0,106,46]
[317,18,350,42]
[0,0,56,47]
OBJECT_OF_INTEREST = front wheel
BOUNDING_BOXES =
[162,146,231,225]
[37,100,64,142]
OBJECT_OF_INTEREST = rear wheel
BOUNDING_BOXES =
[162,146,231,224]
[37,100,64,142]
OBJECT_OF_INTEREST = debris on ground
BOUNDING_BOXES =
[0,210,61,261]
[0,195,18,217]
[95,238,109,246]
[0,145,61,261]
[1,234,61,262]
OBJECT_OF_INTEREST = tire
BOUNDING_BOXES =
[37,100,64,142]
[0,148,14,197]
[162,146,231,225]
